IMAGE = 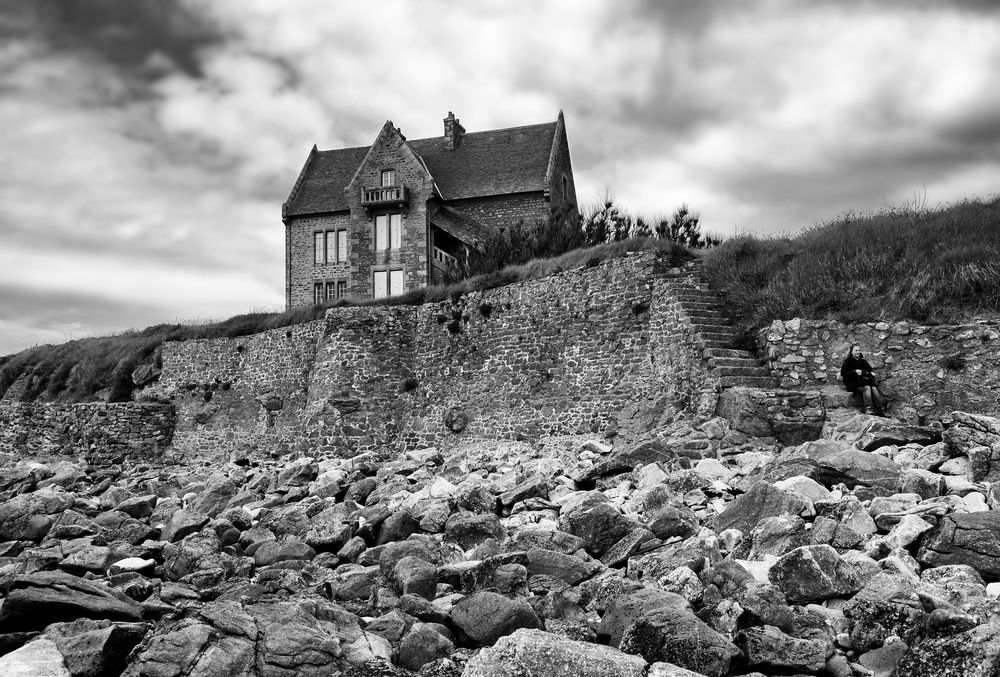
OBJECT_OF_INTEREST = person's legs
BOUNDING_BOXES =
[862,386,875,414]
[872,386,887,413]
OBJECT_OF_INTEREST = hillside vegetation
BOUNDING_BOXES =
[701,197,1000,344]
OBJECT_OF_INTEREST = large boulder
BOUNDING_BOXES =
[712,481,813,535]
[0,488,74,541]
[917,511,1000,580]
[397,623,454,672]
[0,638,71,677]
[754,438,902,491]
[896,620,1000,677]
[450,590,543,646]
[768,544,862,604]
[597,588,689,647]
[463,628,648,677]
[618,605,738,677]
[44,618,147,677]
[0,572,143,632]
[558,492,641,557]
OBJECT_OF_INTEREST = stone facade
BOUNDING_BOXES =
[761,318,1000,423]
[286,213,353,309]
[0,402,175,463]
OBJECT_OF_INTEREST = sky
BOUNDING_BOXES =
[1,0,999,355]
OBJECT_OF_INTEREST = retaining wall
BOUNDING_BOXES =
[761,318,1000,423]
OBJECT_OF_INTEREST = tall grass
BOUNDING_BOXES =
[0,237,692,404]
[701,197,1000,343]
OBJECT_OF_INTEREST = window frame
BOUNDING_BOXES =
[313,228,348,265]
[373,268,404,299]
[373,213,402,252]
[381,169,395,187]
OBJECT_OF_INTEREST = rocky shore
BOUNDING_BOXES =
[2,409,1000,676]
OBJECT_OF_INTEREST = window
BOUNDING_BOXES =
[313,282,323,305]
[381,169,395,187]
[373,269,404,299]
[317,279,348,303]
[337,280,347,298]
[337,230,348,263]
[314,229,348,264]
[374,214,402,251]
[325,281,336,301]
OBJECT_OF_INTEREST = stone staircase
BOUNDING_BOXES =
[661,261,777,390]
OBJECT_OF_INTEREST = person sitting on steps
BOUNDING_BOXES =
[840,343,887,416]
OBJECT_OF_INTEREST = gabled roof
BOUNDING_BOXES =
[407,122,557,200]
[429,205,493,251]
[283,118,559,218]
[283,145,369,216]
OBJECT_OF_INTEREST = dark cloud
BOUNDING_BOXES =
[24,0,224,78]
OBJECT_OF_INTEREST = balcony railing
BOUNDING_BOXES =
[432,246,459,270]
[362,185,409,207]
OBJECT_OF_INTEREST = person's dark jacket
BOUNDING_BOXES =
[841,354,875,391]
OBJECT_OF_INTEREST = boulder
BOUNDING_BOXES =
[44,618,146,677]
[768,545,862,604]
[0,572,143,632]
[160,509,210,543]
[896,620,1000,677]
[735,624,828,673]
[575,438,683,483]
[597,588,690,647]
[712,482,813,535]
[253,539,316,567]
[917,511,1000,580]
[558,492,641,557]
[445,511,504,549]
[463,628,647,677]
[397,623,454,672]
[526,549,602,585]
[618,605,738,677]
[450,590,543,645]
[0,489,74,541]
[391,556,437,600]
[645,504,698,540]
[754,438,902,491]
[0,638,71,677]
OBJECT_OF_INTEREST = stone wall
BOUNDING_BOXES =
[761,318,1000,422]
[447,194,550,232]
[151,251,719,460]
[0,401,175,463]
[286,213,353,308]
[144,320,326,461]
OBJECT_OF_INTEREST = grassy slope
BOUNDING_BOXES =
[0,238,691,404]
[700,197,1000,346]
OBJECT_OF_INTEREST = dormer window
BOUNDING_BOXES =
[381,169,395,187]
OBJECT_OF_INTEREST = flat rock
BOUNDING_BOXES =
[0,638,71,677]
[754,438,902,491]
[0,571,143,632]
[735,624,828,673]
[463,628,647,677]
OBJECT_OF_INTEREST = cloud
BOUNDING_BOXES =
[1,0,999,354]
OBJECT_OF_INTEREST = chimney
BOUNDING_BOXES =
[443,111,465,151]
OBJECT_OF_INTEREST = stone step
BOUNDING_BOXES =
[696,329,738,341]
[704,348,751,359]
[701,338,738,349]
[679,301,721,312]
[685,314,730,326]
[719,375,778,388]
[708,356,766,369]
[712,365,772,378]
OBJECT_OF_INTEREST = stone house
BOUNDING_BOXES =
[281,111,577,308]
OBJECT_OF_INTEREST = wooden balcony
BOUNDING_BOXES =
[362,185,409,208]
